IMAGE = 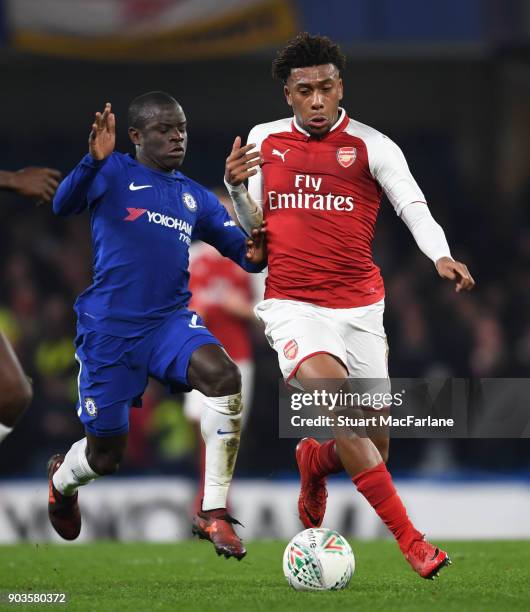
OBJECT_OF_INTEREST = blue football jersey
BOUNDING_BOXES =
[53,152,263,337]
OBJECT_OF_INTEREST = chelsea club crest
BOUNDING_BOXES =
[182,192,197,212]
[84,397,98,417]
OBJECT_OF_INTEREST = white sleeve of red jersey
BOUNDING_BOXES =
[369,134,426,216]
[369,134,452,263]
[246,124,265,208]
[400,202,452,264]
[223,125,265,235]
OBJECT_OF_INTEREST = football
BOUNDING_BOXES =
[282,528,355,591]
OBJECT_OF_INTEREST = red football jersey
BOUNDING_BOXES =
[247,109,426,308]
[188,242,253,361]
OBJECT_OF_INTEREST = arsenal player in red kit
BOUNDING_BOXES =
[224,33,474,579]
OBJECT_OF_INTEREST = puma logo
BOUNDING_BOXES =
[272,148,290,162]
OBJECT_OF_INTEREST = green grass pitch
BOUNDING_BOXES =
[0,540,528,611]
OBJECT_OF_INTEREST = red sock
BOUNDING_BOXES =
[312,440,343,478]
[352,462,422,553]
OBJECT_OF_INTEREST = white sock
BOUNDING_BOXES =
[52,438,100,496]
[0,423,13,444]
[201,393,243,511]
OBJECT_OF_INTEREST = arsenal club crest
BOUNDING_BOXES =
[336,147,357,168]
[284,339,298,360]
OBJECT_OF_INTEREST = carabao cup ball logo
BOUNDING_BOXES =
[182,192,197,212]
[84,397,98,417]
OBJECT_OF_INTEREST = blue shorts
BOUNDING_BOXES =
[74,309,221,437]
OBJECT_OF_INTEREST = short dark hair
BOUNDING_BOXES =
[128,91,179,128]
[272,32,346,83]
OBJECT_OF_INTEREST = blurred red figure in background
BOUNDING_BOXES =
[184,237,262,513]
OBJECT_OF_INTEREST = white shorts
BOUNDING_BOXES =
[254,298,389,389]
[183,360,255,424]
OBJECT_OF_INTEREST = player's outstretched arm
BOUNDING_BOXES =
[193,191,266,273]
[373,133,475,293]
[400,203,475,292]
[0,167,62,204]
[224,136,263,235]
[53,103,115,216]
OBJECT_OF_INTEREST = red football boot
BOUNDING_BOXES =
[405,536,451,579]
[296,438,328,528]
[47,454,81,541]
[192,508,246,560]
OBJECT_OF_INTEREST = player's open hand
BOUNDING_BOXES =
[8,167,62,204]
[245,222,267,265]
[225,136,263,186]
[89,102,116,160]
[436,257,475,292]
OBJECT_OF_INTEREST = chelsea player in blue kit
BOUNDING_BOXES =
[47,92,265,559]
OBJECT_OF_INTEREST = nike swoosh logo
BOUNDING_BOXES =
[217,429,241,435]
[129,182,153,191]
[189,313,205,329]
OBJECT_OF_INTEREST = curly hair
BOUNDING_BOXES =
[272,32,346,83]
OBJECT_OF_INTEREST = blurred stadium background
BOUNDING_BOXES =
[0,0,529,543]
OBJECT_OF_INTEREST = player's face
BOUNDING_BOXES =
[284,64,343,137]
[130,104,188,171]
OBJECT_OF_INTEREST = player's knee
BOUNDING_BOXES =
[12,377,33,411]
[197,358,241,397]
[375,438,389,463]
[0,376,33,427]
[219,360,242,395]
[87,449,123,476]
